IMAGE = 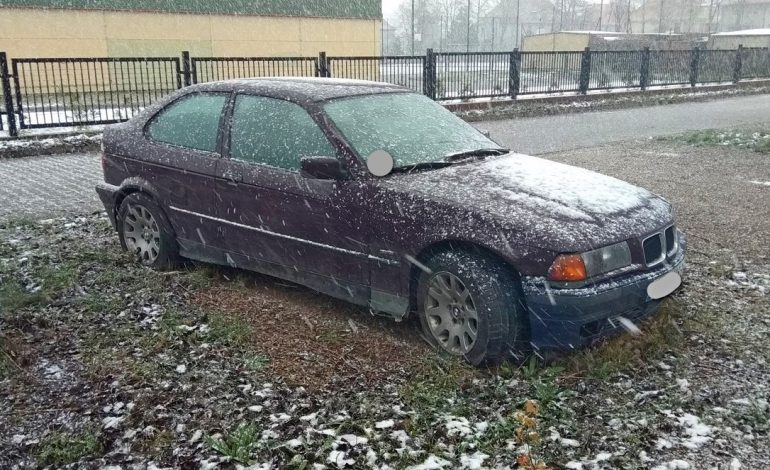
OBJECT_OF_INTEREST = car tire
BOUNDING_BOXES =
[416,249,529,367]
[117,192,180,269]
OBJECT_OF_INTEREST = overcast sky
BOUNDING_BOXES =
[382,0,404,18]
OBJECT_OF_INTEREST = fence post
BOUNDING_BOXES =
[509,48,521,98]
[0,52,17,137]
[424,48,437,100]
[318,52,330,78]
[181,51,192,87]
[640,47,650,91]
[689,47,700,87]
[579,47,591,95]
[733,44,743,83]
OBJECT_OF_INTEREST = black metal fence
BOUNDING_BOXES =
[326,55,426,94]
[10,57,180,129]
[191,55,318,84]
[1,46,769,136]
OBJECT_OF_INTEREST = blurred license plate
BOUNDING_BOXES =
[647,272,682,300]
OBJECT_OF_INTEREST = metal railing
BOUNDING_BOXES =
[9,57,180,130]
[698,49,738,84]
[434,52,510,99]
[648,50,691,86]
[191,56,318,83]
[589,51,644,90]
[519,51,583,94]
[1,46,769,137]
[326,55,426,95]
[742,47,770,80]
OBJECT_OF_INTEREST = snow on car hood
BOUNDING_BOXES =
[382,153,673,251]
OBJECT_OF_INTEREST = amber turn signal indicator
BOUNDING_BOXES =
[548,254,588,282]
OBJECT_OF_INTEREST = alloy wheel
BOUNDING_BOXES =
[122,204,161,264]
[424,271,479,355]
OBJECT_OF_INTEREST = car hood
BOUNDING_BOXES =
[380,153,673,251]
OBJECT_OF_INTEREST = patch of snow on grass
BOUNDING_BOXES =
[407,455,452,469]
[459,451,489,469]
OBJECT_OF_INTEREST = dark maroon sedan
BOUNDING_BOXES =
[96,78,685,366]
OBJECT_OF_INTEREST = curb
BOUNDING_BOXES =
[0,134,102,159]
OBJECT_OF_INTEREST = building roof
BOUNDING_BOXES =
[0,0,381,19]
[711,29,770,36]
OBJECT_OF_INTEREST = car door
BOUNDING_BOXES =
[214,94,371,304]
[140,92,230,257]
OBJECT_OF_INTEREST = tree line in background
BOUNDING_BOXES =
[382,0,770,54]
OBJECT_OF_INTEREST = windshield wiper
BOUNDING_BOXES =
[391,161,455,173]
[390,148,510,174]
[443,148,510,162]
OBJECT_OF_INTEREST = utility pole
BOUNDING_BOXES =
[411,0,415,55]
[491,17,496,51]
[467,0,471,52]
[659,0,664,33]
[599,0,604,30]
[516,0,521,49]
[627,0,632,32]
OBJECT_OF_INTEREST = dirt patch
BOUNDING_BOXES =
[193,279,429,389]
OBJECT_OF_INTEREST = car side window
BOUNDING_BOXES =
[230,95,336,171]
[147,93,228,153]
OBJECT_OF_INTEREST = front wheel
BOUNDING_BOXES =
[117,192,179,269]
[416,250,529,366]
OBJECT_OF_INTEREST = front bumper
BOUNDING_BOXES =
[522,235,686,351]
[95,182,120,228]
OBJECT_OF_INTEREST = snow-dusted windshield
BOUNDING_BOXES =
[323,93,502,167]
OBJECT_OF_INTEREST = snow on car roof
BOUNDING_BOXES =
[194,77,408,102]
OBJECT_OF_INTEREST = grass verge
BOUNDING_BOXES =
[664,128,770,154]
[36,428,102,467]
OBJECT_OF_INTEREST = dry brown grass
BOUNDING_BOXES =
[191,273,431,389]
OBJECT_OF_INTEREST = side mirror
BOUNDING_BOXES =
[300,156,348,180]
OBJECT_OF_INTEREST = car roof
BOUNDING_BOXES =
[189,77,409,102]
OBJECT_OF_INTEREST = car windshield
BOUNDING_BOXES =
[323,92,503,168]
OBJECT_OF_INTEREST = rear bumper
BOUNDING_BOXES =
[95,182,120,228]
[522,234,686,352]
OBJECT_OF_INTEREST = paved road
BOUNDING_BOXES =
[0,153,102,222]
[2,94,770,222]
[477,93,770,154]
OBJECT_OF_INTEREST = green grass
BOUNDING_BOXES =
[36,428,102,467]
[734,401,770,434]
[399,356,477,438]
[0,258,82,314]
[207,423,260,465]
[0,349,13,380]
[206,310,255,349]
[559,301,684,380]
[667,129,770,154]
[244,352,270,371]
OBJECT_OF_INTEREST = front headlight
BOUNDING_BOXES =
[581,241,632,277]
[548,241,632,282]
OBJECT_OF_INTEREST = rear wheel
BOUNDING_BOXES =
[417,250,528,366]
[117,192,179,269]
